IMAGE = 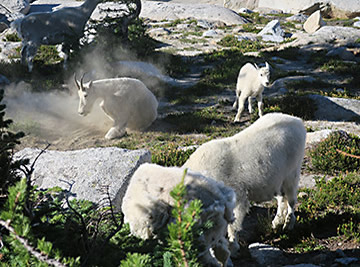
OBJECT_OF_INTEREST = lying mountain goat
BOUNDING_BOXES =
[75,75,158,139]
[233,62,271,122]
[11,0,101,72]
[121,163,236,267]
[184,113,306,254]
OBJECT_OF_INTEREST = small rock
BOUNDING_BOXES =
[148,27,171,37]
[249,243,284,266]
[177,145,199,152]
[335,249,346,258]
[312,253,328,263]
[0,22,8,33]
[286,13,308,22]
[258,19,285,43]
[354,21,360,28]
[213,21,226,28]
[0,74,10,85]
[238,8,253,14]
[197,19,213,29]
[303,10,326,34]
[334,257,359,265]
[306,129,333,145]
[176,24,190,30]
[202,30,218,37]
[326,47,355,61]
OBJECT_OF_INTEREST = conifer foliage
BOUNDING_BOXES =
[0,89,26,197]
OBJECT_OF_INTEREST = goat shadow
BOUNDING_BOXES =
[29,4,60,13]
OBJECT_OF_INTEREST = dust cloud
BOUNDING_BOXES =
[3,81,113,150]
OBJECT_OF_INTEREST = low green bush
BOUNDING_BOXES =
[309,131,360,174]
[250,93,316,122]
[218,36,264,52]
[151,142,196,166]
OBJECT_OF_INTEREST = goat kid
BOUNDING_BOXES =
[233,62,271,122]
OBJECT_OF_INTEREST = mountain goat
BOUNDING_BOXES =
[184,113,306,254]
[11,0,101,72]
[75,75,158,139]
[121,163,236,267]
[233,62,271,122]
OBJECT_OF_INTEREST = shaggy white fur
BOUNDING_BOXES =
[233,62,271,122]
[75,76,158,139]
[184,113,306,254]
[121,163,236,267]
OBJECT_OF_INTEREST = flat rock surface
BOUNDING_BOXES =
[140,1,248,25]
[14,147,151,208]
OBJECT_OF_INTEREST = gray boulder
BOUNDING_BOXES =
[289,26,360,47]
[326,47,356,61]
[141,1,248,25]
[14,147,151,208]
[257,0,360,19]
[223,0,259,12]
[303,10,326,34]
[258,19,285,42]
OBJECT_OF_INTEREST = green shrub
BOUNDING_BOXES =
[5,33,21,42]
[309,131,360,174]
[166,169,202,267]
[250,93,316,122]
[218,36,264,52]
[120,253,152,267]
[151,142,196,166]
[320,59,359,74]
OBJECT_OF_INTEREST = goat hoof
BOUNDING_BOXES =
[105,127,125,139]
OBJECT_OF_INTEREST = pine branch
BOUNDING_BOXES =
[0,219,66,267]
[336,149,360,159]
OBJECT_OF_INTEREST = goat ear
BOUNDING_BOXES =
[254,63,259,70]
[265,62,270,69]
[74,74,81,90]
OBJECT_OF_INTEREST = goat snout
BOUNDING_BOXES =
[78,110,87,116]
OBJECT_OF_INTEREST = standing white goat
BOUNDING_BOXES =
[11,0,101,72]
[121,163,236,267]
[75,75,158,139]
[184,113,306,254]
[233,62,271,122]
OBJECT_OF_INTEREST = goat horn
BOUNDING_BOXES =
[74,73,81,90]
[80,73,86,90]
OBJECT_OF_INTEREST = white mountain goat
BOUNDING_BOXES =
[75,75,158,139]
[233,62,271,122]
[11,0,101,72]
[121,163,236,267]
[184,113,306,254]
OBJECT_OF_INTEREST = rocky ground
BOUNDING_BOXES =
[1,0,360,266]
